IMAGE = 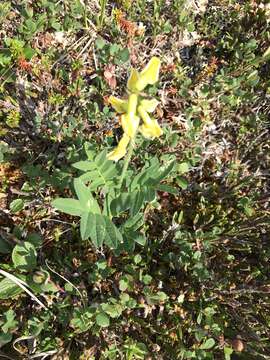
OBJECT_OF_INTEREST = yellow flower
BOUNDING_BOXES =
[127,93,138,116]
[140,120,163,139]
[107,133,130,162]
[120,93,140,138]
[139,98,159,113]
[127,68,140,93]
[121,113,140,138]
[138,105,163,139]
[108,96,128,113]
[106,57,163,161]
[137,57,160,90]
[127,57,161,93]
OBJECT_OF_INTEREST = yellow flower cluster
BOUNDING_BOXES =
[107,57,163,161]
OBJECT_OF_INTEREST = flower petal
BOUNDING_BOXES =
[127,93,138,116]
[139,98,159,113]
[127,68,140,92]
[137,105,152,126]
[108,96,128,113]
[135,57,161,92]
[138,105,163,139]
[107,133,130,162]
[121,113,140,138]
[140,120,163,139]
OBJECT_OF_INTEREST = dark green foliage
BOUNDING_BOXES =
[0,0,269,359]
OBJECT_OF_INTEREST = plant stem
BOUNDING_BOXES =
[119,138,135,191]
[84,3,88,29]
[99,0,107,29]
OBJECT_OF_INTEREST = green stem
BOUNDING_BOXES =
[119,138,135,191]
[99,0,107,29]
[84,3,88,29]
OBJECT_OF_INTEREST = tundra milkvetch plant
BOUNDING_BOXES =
[52,58,176,252]
[107,57,163,161]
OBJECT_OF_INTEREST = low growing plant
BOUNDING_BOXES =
[52,57,176,252]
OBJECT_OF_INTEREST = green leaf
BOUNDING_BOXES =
[52,198,84,216]
[130,190,145,217]
[73,178,101,213]
[178,162,189,174]
[102,189,116,217]
[145,290,168,305]
[23,46,35,60]
[25,18,37,33]
[12,242,37,272]
[0,141,9,162]
[124,231,146,249]
[102,303,123,318]
[176,176,188,190]
[80,213,105,247]
[119,278,128,291]
[134,234,146,246]
[76,150,118,191]
[110,193,130,216]
[80,212,94,241]
[131,162,159,190]
[10,199,24,213]
[26,233,42,248]
[0,236,13,254]
[156,291,167,302]
[0,278,23,299]
[142,187,156,202]
[134,254,142,264]
[199,338,215,350]
[96,37,106,49]
[124,213,144,231]
[109,43,120,55]
[0,54,11,67]
[80,213,122,249]
[155,184,178,194]
[95,150,107,166]
[132,160,175,196]
[119,233,136,253]
[0,332,12,347]
[96,313,110,327]
[117,48,130,63]
[74,178,91,208]
[146,160,175,186]
[142,274,152,285]
[224,346,234,360]
[72,161,96,171]
[2,310,18,333]
[70,308,95,332]
[103,216,123,249]
[25,6,33,18]
[262,46,270,60]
